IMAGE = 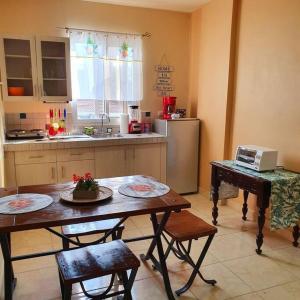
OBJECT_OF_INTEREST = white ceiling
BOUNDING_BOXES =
[83,0,210,12]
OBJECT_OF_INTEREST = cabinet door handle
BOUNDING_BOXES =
[51,167,55,179]
[61,166,65,178]
[70,153,82,156]
[29,155,44,159]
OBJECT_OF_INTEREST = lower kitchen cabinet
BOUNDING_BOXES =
[131,143,162,180]
[5,142,166,187]
[95,143,165,181]
[57,160,95,183]
[16,163,57,186]
[95,146,128,179]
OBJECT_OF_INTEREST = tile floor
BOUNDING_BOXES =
[8,194,300,300]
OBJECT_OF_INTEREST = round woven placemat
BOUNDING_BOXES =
[118,178,170,198]
[0,193,53,215]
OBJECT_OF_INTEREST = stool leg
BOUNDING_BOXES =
[62,237,70,250]
[58,272,64,297]
[59,272,72,300]
[164,238,175,261]
[114,228,125,283]
[176,234,216,296]
[117,227,124,239]
[121,271,131,300]
[112,231,117,241]
[123,268,138,300]
[63,284,72,300]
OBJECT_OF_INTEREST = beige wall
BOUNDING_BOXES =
[190,0,300,191]
[0,0,190,116]
[231,0,300,172]
[187,9,201,118]
[189,0,236,190]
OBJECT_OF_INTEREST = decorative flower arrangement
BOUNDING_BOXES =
[120,42,129,58]
[72,173,100,199]
[86,33,98,56]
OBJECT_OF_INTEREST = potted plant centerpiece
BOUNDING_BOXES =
[72,173,100,200]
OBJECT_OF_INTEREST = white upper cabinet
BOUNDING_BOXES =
[36,37,71,103]
[0,36,38,101]
[0,36,71,103]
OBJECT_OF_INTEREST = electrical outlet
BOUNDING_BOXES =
[20,113,26,119]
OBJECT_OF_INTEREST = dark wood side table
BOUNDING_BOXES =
[210,161,299,254]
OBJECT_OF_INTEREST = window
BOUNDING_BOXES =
[70,30,143,120]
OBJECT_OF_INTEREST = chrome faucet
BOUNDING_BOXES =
[100,113,110,135]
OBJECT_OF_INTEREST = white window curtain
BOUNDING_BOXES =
[70,30,143,119]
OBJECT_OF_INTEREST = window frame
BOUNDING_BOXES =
[69,30,143,122]
[72,99,129,125]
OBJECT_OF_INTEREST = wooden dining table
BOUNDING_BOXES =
[0,175,191,300]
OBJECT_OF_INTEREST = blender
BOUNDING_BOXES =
[128,105,142,134]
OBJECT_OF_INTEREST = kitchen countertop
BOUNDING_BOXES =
[3,133,167,152]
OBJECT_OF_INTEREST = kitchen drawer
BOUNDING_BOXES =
[57,148,95,162]
[15,150,56,165]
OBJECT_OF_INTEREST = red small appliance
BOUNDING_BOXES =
[163,96,176,119]
[128,105,142,134]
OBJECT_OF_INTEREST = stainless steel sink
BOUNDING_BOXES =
[91,133,123,139]
[48,134,92,140]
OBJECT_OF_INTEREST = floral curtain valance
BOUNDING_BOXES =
[70,30,143,102]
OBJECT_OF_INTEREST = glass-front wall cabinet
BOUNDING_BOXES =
[36,37,71,102]
[0,36,71,102]
[0,37,37,101]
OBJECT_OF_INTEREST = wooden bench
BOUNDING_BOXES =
[56,240,140,299]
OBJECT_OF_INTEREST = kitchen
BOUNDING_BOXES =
[1,0,300,299]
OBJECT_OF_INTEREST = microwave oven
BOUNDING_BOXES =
[235,145,278,172]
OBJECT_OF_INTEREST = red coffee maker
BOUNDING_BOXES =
[162,96,176,119]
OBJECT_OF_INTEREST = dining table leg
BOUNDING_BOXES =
[0,233,16,300]
[140,212,175,300]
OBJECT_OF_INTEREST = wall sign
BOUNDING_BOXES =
[153,55,175,96]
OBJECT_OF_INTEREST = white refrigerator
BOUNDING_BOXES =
[155,118,200,194]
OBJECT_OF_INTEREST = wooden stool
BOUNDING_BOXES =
[157,210,217,296]
[56,240,140,300]
[61,219,124,249]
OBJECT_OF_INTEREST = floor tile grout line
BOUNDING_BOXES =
[221,262,255,293]
[220,248,300,275]
[228,276,300,300]
[222,256,299,296]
